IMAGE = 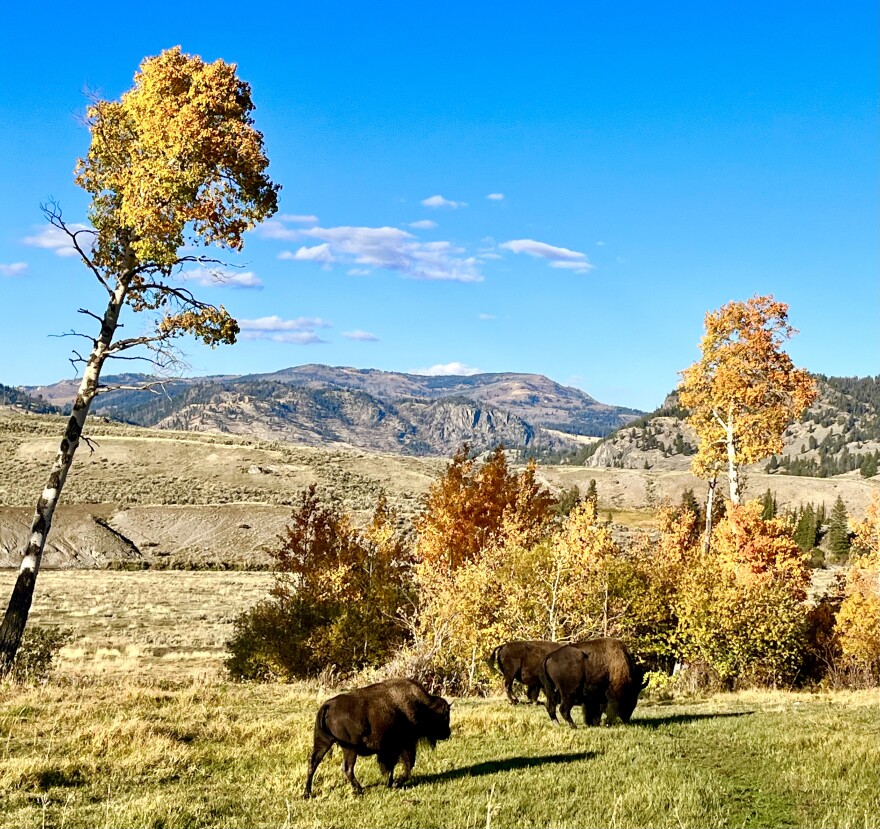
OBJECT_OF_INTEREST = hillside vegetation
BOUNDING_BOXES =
[569,376,880,478]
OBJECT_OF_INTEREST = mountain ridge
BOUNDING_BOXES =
[21,365,643,458]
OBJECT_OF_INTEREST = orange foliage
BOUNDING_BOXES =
[679,295,816,502]
[413,445,555,572]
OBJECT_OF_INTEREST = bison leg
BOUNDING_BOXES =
[582,699,602,727]
[503,671,520,704]
[393,746,416,788]
[341,747,364,796]
[604,698,620,726]
[559,699,578,729]
[526,683,541,704]
[303,732,335,798]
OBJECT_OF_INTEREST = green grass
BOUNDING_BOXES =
[1,683,877,828]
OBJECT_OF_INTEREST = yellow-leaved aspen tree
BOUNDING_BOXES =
[678,295,816,548]
[0,47,279,674]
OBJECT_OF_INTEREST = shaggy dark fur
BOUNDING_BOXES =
[303,678,451,797]
[488,640,562,704]
[540,638,647,728]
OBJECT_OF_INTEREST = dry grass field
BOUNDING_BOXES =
[2,570,271,680]
[3,406,877,569]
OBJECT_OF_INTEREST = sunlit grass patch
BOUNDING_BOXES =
[1,683,877,828]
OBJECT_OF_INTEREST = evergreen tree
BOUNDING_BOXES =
[680,488,701,518]
[860,451,879,478]
[826,496,852,562]
[761,488,777,520]
[793,504,819,552]
[586,479,598,508]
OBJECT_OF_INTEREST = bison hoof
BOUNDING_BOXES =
[302,790,313,800]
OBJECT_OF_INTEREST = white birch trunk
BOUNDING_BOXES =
[0,282,126,673]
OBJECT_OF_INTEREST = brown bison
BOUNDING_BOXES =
[303,678,451,797]
[488,640,561,704]
[540,638,647,728]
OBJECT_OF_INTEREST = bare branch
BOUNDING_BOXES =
[77,308,105,326]
[81,435,100,455]
[41,201,110,294]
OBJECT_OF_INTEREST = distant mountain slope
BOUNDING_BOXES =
[0,383,63,415]
[573,376,880,479]
[20,365,642,457]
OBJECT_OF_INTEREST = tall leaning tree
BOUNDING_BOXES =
[0,47,279,674]
[678,295,817,549]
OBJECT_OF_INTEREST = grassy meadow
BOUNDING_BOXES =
[1,682,877,829]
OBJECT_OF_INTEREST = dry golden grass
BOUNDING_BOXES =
[3,570,271,680]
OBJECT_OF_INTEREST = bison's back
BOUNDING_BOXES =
[572,638,638,692]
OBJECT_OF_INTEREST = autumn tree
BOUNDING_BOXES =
[678,296,816,547]
[0,47,280,674]
[227,486,412,680]
[413,444,555,572]
[676,501,811,686]
[410,445,557,689]
[834,494,880,682]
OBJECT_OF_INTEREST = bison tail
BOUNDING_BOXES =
[486,644,503,673]
[315,702,333,739]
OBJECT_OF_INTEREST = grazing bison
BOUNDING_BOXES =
[488,640,562,704]
[541,638,647,728]
[303,678,451,797]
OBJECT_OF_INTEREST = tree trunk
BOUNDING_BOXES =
[703,473,717,554]
[725,404,741,505]
[0,287,125,675]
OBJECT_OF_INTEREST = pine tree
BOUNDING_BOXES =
[761,489,777,520]
[586,479,598,508]
[793,504,818,552]
[826,496,852,562]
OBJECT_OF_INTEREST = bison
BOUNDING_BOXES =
[540,638,647,728]
[303,677,451,797]
[488,640,562,704]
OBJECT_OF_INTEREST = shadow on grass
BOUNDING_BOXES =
[413,751,595,787]
[633,711,754,729]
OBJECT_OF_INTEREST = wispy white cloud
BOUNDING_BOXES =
[278,243,336,265]
[343,330,380,342]
[240,315,331,332]
[179,268,262,289]
[421,194,467,209]
[277,225,483,283]
[0,262,28,277]
[596,241,606,246]
[239,315,331,344]
[277,213,319,224]
[22,224,92,257]
[486,193,505,201]
[500,238,593,273]
[412,361,482,376]
[409,219,438,229]
[478,313,496,320]
[347,268,372,276]
[479,252,502,260]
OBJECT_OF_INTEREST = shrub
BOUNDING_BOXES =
[9,626,71,684]
[226,486,412,681]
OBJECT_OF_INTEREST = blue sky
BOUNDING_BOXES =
[1,2,876,411]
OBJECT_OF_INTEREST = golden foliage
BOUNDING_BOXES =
[413,446,555,573]
[675,501,810,685]
[835,493,880,677]
[678,295,816,499]
[76,46,279,272]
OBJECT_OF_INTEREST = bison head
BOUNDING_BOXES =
[421,696,452,747]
